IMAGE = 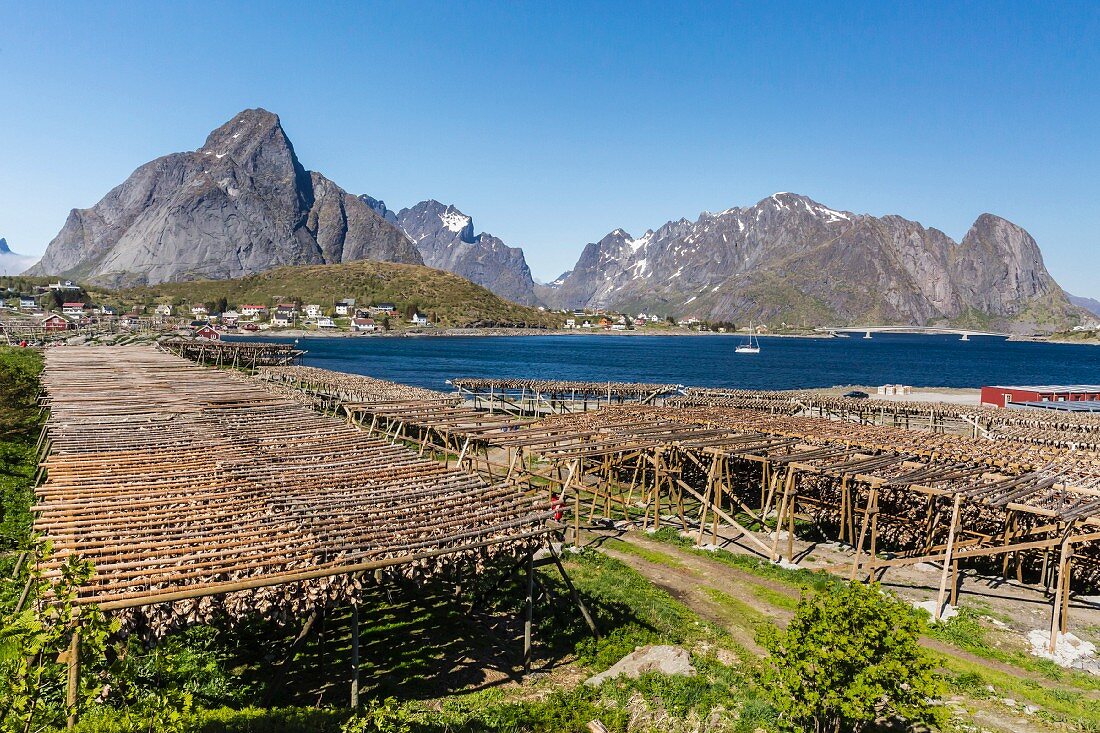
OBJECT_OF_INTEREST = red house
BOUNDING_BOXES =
[41,314,72,332]
[193,325,221,341]
[981,384,1100,408]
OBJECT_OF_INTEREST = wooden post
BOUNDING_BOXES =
[850,486,878,581]
[66,625,80,730]
[935,493,963,620]
[350,603,360,709]
[549,548,599,638]
[523,551,534,676]
[1049,535,1073,653]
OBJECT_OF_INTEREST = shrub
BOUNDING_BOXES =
[756,582,944,733]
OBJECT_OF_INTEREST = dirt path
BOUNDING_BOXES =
[596,531,1100,705]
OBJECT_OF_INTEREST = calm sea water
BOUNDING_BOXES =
[230,333,1100,392]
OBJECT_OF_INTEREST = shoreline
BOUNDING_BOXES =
[225,327,836,340]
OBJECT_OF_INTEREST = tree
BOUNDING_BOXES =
[756,582,944,733]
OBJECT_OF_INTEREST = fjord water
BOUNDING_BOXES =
[247,333,1099,392]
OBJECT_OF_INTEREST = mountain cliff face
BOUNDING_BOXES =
[384,199,537,305]
[0,238,38,276]
[27,109,421,286]
[539,193,1080,332]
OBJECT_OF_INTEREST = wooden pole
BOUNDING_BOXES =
[1049,534,1073,653]
[935,493,963,620]
[66,625,80,730]
[523,551,534,676]
[350,603,360,709]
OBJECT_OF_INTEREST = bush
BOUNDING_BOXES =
[756,582,944,733]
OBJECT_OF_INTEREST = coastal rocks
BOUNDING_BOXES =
[585,645,696,686]
[28,109,422,285]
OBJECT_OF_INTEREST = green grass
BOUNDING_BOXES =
[600,537,692,571]
[0,347,43,586]
[751,585,799,612]
[700,587,770,628]
[648,527,840,593]
[938,652,1100,730]
[923,607,1100,691]
[119,260,562,328]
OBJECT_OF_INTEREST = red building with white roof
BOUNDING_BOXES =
[980,384,1100,409]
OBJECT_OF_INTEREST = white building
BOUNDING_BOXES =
[154,304,173,317]
[305,304,324,319]
[409,313,429,326]
[240,304,267,317]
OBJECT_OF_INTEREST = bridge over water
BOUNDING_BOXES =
[815,326,1009,340]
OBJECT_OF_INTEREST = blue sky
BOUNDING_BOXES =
[2,1,1098,295]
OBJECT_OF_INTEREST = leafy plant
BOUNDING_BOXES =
[756,582,944,733]
[0,547,118,733]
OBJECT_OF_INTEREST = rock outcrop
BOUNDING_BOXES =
[27,109,421,286]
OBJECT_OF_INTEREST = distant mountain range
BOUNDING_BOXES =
[535,193,1082,333]
[1069,294,1100,318]
[0,238,38,275]
[23,108,1089,331]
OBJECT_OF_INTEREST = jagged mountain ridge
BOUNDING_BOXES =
[0,238,38,276]
[27,109,422,286]
[362,198,537,305]
[539,193,1081,332]
[1069,294,1100,318]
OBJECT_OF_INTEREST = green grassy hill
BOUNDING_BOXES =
[120,261,561,328]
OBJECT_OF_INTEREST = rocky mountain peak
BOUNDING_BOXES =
[28,109,420,285]
[393,199,536,304]
[0,237,9,254]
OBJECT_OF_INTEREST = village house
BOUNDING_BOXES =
[409,312,429,327]
[190,305,208,316]
[317,317,337,329]
[351,317,377,333]
[240,304,267,317]
[192,324,220,340]
[335,298,356,316]
[634,316,647,326]
[272,309,294,327]
[98,305,118,316]
[304,304,324,319]
[48,280,80,292]
[369,302,397,315]
[564,318,577,329]
[40,313,72,332]
[18,296,36,310]
[154,304,173,317]
[62,302,87,316]
[221,310,240,326]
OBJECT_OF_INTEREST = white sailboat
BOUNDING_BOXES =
[735,323,761,354]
